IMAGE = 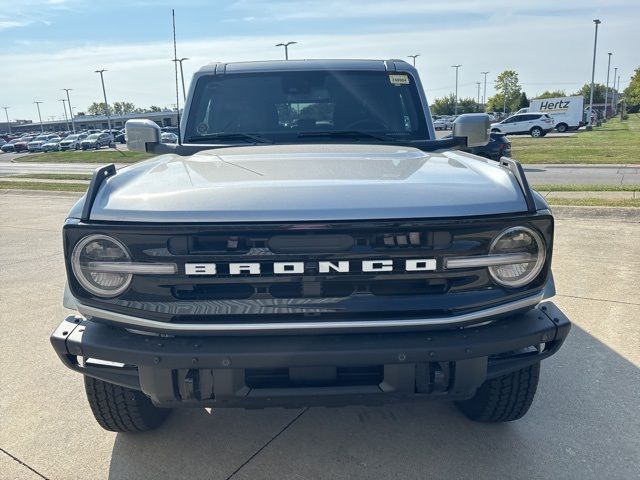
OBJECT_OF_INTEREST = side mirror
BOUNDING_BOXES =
[125,119,161,152]
[452,113,491,147]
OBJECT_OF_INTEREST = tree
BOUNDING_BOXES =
[572,83,609,104]
[517,92,529,109]
[87,102,109,116]
[431,94,482,115]
[486,70,523,113]
[535,90,567,99]
[111,101,137,115]
[623,67,640,111]
[147,105,163,112]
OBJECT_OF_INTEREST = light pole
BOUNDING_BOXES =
[476,82,481,111]
[587,19,601,130]
[481,71,489,110]
[33,101,44,132]
[1,106,10,134]
[451,65,462,115]
[612,67,618,115]
[172,57,189,101]
[603,52,612,119]
[95,69,112,131]
[275,41,297,60]
[59,99,70,131]
[616,74,621,117]
[63,88,76,133]
[407,54,420,67]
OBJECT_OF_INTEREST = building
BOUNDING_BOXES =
[2,110,179,134]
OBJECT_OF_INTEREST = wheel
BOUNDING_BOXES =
[556,123,568,133]
[95,143,100,150]
[455,362,540,422]
[530,127,543,138]
[84,376,172,432]
[75,144,80,150]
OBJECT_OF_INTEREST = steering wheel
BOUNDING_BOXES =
[344,119,390,130]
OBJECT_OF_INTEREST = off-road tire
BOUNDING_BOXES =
[455,362,540,422]
[84,376,171,432]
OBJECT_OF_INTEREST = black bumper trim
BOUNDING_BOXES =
[51,302,570,407]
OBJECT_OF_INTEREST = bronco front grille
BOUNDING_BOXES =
[64,214,553,325]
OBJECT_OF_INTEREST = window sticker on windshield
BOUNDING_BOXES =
[389,74,410,85]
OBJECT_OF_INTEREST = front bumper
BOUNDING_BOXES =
[51,302,570,408]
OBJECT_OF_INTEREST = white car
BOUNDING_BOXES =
[433,118,447,130]
[58,133,88,151]
[491,112,554,138]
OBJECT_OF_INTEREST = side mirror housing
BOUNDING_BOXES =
[125,119,161,152]
[452,113,490,147]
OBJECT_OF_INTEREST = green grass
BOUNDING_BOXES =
[532,183,639,192]
[11,173,92,181]
[14,150,153,164]
[0,181,87,192]
[546,197,640,207]
[510,114,640,164]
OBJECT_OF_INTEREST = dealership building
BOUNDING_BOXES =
[1,110,179,135]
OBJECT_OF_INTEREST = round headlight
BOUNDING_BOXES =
[488,226,546,288]
[71,234,132,297]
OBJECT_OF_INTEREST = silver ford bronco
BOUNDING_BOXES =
[51,59,570,432]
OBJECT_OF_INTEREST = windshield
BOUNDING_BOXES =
[65,135,79,140]
[185,70,429,143]
[86,134,99,139]
[33,135,47,141]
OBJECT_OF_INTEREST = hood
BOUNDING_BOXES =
[75,144,528,223]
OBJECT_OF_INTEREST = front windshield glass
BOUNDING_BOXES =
[87,134,99,139]
[185,70,429,143]
[66,135,78,140]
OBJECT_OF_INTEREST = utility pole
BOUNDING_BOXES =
[172,57,189,101]
[33,101,44,132]
[59,99,70,131]
[481,71,489,109]
[1,106,10,134]
[587,19,601,130]
[603,52,612,119]
[617,74,621,118]
[476,82,481,111]
[275,41,297,60]
[407,54,420,67]
[612,67,618,115]
[63,88,76,133]
[451,65,462,115]
[94,69,112,131]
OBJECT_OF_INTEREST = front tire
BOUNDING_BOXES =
[84,376,172,432]
[530,127,543,137]
[455,362,540,422]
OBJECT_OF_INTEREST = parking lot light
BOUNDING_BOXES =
[275,41,297,60]
[604,53,612,119]
[63,89,76,133]
[451,65,462,115]
[171,57,189,101]
[1,106,10,134]
[33,101,44,133]
[481,72,489,110]
[59,99,70,131]
[587,19,601,130]
[94,69,112,131]
[408,54,420,67]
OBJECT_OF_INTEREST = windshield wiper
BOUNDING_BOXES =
[297,130,401,142]
[186,132,273,144]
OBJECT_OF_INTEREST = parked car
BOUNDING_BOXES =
[28,134,57,152]
[0,138,5,148]
[491,112,554,137]
[80,133,113,150]
[433,118,447,130]
[114,130,126,144]
[161,126,179,135]
[443,132,511,160]
[12,136,34,152]
[42,137,63,152]
[160,132,178,144]
[58,133,88,151]
[1,138,20,153]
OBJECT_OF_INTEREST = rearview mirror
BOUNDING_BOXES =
[452,113,490,147]
[125,119,161,153]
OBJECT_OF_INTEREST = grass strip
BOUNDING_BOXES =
[546,197,640,207]
[10,173,93,181]
[14,150,153,164]
[532,184,639,192]
[0,181,87,192]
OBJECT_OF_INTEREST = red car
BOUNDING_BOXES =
[12,136,34,152]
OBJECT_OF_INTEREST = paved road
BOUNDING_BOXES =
[1,192,638,480]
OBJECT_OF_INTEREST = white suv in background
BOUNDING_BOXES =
[491,112,554,137]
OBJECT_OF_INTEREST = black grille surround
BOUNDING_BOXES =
[64,213,553,331]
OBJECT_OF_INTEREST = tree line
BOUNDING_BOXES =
[78,102,174,117]
[429,68,636,116]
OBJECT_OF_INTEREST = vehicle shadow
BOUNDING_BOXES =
[107,325,639,480]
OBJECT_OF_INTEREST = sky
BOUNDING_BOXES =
[1,0,638,122]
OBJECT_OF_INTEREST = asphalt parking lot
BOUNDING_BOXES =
[1,192,639,480]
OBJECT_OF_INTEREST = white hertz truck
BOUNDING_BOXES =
[529,96,585,133]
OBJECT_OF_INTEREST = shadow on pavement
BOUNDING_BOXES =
[108,325,639,480]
